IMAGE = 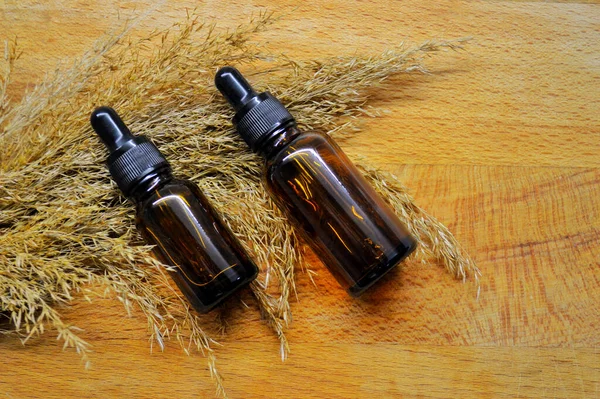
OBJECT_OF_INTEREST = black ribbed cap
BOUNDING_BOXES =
[215,67,295,152]
[90,106,170,196]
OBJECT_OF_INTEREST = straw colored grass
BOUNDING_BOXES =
[0,12,479,397]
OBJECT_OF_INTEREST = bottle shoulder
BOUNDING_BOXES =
[265,132,336,169]
[135,178,202,213]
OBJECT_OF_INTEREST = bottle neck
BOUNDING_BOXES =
[128,167,174,203]
[257,122,302,159]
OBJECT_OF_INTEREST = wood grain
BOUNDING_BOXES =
[1,1,599,398]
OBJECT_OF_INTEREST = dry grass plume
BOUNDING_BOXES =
[0,12,479,397]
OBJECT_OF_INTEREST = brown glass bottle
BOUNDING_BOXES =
[91,106,258,313]
[215,67,416,296]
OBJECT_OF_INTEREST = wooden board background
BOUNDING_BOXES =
[1,0,599,397]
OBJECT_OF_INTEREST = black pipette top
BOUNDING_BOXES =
[215,67,295,152]
[90,106,169,196]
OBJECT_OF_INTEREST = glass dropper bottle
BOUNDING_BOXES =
[91,106,258,312]
[215,67,416,296]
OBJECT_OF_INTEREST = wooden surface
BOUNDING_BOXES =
[2,1,600,398]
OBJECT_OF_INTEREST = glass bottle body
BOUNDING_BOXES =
[132,171,258,313]
[263,125,416,296]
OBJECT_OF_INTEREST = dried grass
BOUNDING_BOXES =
[0,12,478,397]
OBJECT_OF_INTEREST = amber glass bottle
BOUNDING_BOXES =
[91,106,258,313]
[215,67,417,296]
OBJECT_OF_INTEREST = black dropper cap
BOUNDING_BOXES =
[215,66,294,152]
[90,106,169,196]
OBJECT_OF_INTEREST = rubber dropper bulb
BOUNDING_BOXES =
[214,67,258,112]
[90,106,135,153]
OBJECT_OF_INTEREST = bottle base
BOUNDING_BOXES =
[187,270,258,314]
[347,239,417,298]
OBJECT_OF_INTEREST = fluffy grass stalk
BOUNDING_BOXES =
[0,12,477,396]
